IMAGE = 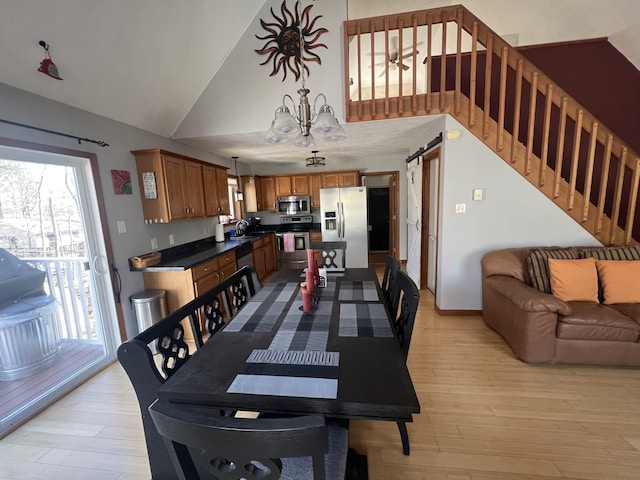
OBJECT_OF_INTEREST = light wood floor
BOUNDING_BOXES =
[2,290,640,479]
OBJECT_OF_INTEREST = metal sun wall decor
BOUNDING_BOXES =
[255,0,328,81]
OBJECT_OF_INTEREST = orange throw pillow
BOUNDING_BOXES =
[595,259,640,304]
[547,257,599,302]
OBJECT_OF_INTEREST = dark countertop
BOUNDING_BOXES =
[129,231,273,273]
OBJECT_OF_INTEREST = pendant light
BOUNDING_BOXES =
[233,157,243,201]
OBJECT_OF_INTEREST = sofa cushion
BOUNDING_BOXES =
[527,248,579,293]
[608,304,640,325]
[580,244,640,260]
[548,257,599,302]
[594,260,640,304]
[557,302,640,342]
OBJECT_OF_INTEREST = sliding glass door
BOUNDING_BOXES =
[0,145,118,437]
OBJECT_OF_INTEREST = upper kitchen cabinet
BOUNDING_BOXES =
[133,149,206,223]
[275,175,309,196]
[203,164,230,216]
[241,175,261,213]
[260,176,277,211]
[309,174,323,209]
[323,171,359,188]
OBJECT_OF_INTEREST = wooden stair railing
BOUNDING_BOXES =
[344,5,639,246]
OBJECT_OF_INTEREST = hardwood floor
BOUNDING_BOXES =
[2,289,640,479]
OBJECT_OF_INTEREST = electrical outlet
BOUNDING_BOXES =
[169,234,175,245]
[455,203,466,214]
[117,220,126,234]
[151,238,158,249]
[204,227,209,235]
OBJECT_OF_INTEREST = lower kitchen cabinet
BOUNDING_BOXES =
[253,234,276,281]
[142,251,237,315]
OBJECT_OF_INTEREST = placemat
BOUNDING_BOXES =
[338,281,379,301]
[269,300,333,351]
[227,374,338,399]
[339,303,394,338]
[223,282,298,332]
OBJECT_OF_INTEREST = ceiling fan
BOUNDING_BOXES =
[372,37,419,77]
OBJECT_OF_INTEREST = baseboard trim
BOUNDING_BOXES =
[434,306,482,316]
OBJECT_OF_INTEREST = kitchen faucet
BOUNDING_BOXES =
[235,219,249,236]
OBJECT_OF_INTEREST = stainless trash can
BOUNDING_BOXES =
[130,289,167,352]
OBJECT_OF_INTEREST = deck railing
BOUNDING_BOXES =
[25,257,98,341]
[344,6,639,245]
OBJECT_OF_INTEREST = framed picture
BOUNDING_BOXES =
[111,169,132,195]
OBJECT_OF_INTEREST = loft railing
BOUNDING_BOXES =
[344,5,640,246]
[26,257,99,341]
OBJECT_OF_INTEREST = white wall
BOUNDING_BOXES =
[0,83,231,338]
[174,0,347,139]
[435,115,602,310]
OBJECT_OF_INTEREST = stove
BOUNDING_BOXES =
[275,215,313,269]
[276,215,314,232]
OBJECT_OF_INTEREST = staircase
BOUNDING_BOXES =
[343,5,639,246]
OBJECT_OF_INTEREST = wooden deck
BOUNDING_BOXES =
[0,340,105,425]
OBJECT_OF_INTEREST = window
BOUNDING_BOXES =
[220,176,242,224]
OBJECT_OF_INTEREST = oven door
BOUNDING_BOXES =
[275,232,309,269]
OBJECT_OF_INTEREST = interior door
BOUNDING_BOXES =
[0,144,119,437]
[426,156,440,293]
[406,157,423,287]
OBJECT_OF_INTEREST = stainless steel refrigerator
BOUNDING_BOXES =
[320,186,369,268]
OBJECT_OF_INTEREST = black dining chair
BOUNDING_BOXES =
[381,255,401,316]
[149,399,349,480]
[389,270,420,456]
[310,241,347,270]
[118,266,262,480]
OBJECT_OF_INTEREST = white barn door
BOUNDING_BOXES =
[406,157,423,287]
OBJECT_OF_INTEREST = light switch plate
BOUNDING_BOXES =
[117,220,126,234]
[151,238,158,249]
[169,234,175,245]
[473,188,484,201]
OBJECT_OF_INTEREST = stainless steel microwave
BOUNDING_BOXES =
[276,195,311,215]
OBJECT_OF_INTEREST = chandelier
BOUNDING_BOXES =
[265,78,346,148]
[305,150,326,167]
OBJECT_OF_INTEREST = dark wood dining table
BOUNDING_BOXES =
[157,268,420,430]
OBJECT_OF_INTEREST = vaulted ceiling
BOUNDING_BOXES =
[1,0,638,165]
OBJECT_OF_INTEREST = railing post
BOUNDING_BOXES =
[539,83,554,186]
[567,108,584,211]
[596,135,614,234]
[625,158,640,245]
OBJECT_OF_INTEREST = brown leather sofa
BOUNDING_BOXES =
[481,247,640,366]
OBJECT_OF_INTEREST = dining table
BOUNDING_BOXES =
[157,267,420,444]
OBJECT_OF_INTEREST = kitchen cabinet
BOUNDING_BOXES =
[241,175,263,212]
[322,171,359,188]
[203,164,230,216]
[142,250,237,316]
[275,175,309,196]
[309,174,323,209]
[252,234,276,281]
[133,149,227,223]
[260,176,277,211]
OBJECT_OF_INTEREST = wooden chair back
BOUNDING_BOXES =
[117,265,261,480]
[381,255,401,316]
[149,400,348,480]
[310,241,347,270]
[391,271,420,359]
